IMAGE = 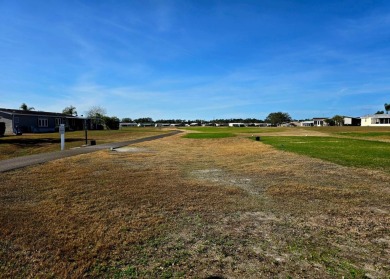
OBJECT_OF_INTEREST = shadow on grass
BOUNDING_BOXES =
[0,138,84,146]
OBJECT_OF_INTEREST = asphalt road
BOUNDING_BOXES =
[0,130,182,173]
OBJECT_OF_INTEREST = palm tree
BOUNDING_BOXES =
[20,103,35,111]
[385,103,390,114]
[62,105,77,116]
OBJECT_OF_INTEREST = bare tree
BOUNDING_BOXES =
[86,106,107,118]
[86,106,107,129]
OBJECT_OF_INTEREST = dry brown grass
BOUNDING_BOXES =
[0,128,168,160]
[0,132,389,278]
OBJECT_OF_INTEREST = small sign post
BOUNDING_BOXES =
[59,124,65,151]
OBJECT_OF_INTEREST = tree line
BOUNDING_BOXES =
[122,114,292,126]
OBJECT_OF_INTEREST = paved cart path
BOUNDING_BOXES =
[0,130,182,173]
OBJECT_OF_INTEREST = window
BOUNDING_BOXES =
[380,118,390,124]
[55,118,62,126]
[38,118,48,127]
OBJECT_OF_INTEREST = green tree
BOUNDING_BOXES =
[121,117,133,123]
[62,105,77,116]
[385,103,390,114]
[134,117,153,123]
[103,116,120,130]
[332,115,344,126]
[265,112,292,126]
[324,118,335,126]
[376,110,385,114]
[20,103,35,111]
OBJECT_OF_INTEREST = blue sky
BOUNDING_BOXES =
[1,0,390,120]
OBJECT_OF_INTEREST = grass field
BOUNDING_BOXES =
[183,132,235,139]
[1,127,389,278]
[335,131,390,140]
[181,126,288,134]
[302,126,390,132]
[260,136,390,173]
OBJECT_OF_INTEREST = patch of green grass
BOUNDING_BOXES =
[183,133,235,139]
[339,261,367,278]
[260,136,390,172]
[303,126,390,135]
[113,266,139,278]
[336,131,390,139]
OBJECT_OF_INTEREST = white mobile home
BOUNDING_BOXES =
[301,121,314,127]
[360,114,390,126]
[119,122,138,128]
[228,123,246,127]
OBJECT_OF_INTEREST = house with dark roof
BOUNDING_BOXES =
[0,108,86,135]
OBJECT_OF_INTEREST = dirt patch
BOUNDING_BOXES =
[112,147,153,153]
[190,169,256,194]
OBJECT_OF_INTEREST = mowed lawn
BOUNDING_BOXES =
[308,126,390,141]
[1,127,390,278]
[182,126,287,134]
[261,136,390,173]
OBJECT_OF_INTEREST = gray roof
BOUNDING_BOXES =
[0,108,81,118]
[362,114,390,118]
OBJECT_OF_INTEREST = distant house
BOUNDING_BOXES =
[119,122,138,128]
[228,123,246,127]
[360,114,390,126]
[279,122,297,127]
[137,122,155,127]
[154,123,171,127]
[249,123,270,127]
[344,117,361,126]
[313,117,329,126]
[0,108,85,135]
[301,121,314,127]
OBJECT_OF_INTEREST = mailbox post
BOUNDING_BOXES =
[59,124,65,151]
[84,118,88,145]
[81,115,88,145]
